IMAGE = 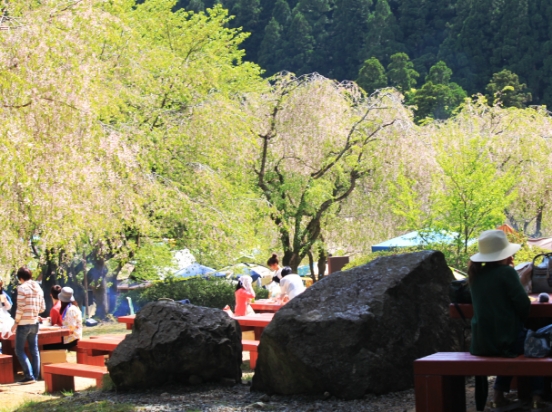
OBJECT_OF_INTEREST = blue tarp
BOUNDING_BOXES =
[371,230,467,252]
[173,263,226,278]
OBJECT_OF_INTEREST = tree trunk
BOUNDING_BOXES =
[89,259,109,319]
[317,246,327,281]
[82,251,89,318]
[307,251,315,283]
[534,207,544,238]
[41,252,58,316]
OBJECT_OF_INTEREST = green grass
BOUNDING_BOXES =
[82,321,130,338]
[14,399,136,412]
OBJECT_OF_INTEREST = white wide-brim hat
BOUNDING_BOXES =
[59,286,75,303]
[470,230,521,262]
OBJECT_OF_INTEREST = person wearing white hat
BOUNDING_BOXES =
[43,287,82,350]
[468,230,545,409]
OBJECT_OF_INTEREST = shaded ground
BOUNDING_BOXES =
[10,375,497,412]
[1,322,501,411]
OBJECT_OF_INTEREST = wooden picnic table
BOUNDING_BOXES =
[250,299,283,313]
[232,313,274,340]
[117,315,135,330]
[117,312,275,340]
[0,327,72,379]
[450,294,552,320]
[78,336,124,357]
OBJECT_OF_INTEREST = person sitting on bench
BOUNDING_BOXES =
[43,287,82,350]
[469,230,546,410]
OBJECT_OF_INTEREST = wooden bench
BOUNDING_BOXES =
[242,340,259,369]
[43,363,109,393]
[414,352,552,412]
[0,354,14,384]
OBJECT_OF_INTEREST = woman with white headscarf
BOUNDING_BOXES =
[234,275,256,316]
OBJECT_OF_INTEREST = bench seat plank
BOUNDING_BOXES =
[414,352,552,412]
[415,352,552,376]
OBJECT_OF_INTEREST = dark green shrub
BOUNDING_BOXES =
[117,276,269,314]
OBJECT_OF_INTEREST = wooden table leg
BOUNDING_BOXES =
[415,375,465,412]
[253,327,263,341]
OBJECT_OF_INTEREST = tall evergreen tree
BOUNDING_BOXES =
[295,0,331,74]
[187,0,205,12]
[330,0,372,80]
[387,52,419,92]
[258,17,283,75]
[272,0,292,27]
[485,69,532,108]
[230,0,263,61]
[439,0,496,93]
[283,9,315,74]
[362,0,403,66]
[357,57,388,94]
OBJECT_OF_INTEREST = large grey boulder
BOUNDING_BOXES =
[107,301,242,390]
[251,250,461,399]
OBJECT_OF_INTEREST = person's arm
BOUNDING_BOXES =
[504,267,531,321]
[1,293,11,311]
[14,286,24,324]
[279,278,289,297]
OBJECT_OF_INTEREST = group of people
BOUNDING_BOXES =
[1,267,82,384]
[234,253,307,316]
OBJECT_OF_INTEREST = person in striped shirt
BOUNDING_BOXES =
[10,267,45,384]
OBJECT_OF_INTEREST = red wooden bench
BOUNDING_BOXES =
[242,339,259,369]
[414,352,552,411]
[43,363,109,393]
[0,354,14,384]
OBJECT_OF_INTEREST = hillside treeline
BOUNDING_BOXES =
[2,0,552,286]
[176,0,552,108]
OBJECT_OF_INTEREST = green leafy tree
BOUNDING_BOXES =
[357,57,388,94]
[411,61,466,122]
[131,242,177,281]
[426,61,452,84]
[387,52,419,93]
[253,73,410,271]
[485,69,532,108]
[431,131,517,259]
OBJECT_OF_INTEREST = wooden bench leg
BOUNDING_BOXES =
[249,352,258,369]
[95,376,104,388]
[44,372,75,393]
[517,376,531,400]
[415,375,465,412]
[0,357,14,384]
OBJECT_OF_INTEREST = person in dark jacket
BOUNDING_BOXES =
[469,230,544,409]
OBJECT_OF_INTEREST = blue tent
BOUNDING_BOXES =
[173,263,226,278]
[371,230,466,252]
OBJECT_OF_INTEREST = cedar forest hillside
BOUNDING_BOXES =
[175,0,552,108]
